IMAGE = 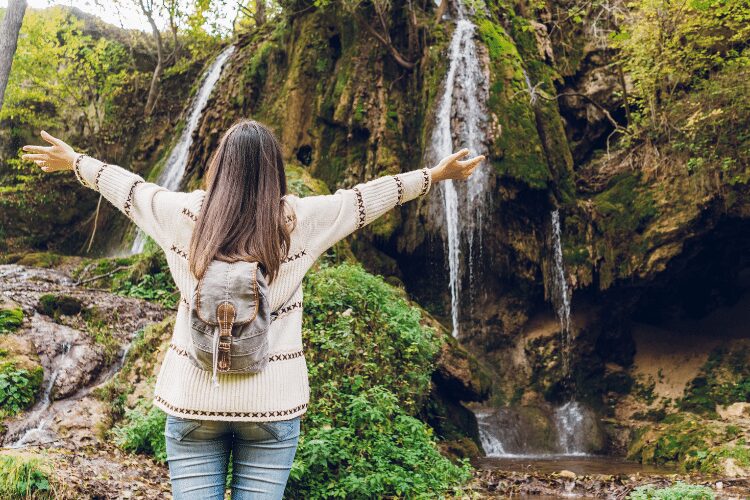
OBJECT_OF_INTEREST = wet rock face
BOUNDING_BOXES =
[28,315,106,400]
[473,402,607,456]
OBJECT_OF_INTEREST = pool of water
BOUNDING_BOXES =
[474,455,675,476]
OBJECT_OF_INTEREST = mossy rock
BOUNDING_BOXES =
[628,413,747,474]
[680,343,750,418]
[36,294,83,318]
[285,162,330,197]
[0,299,23,334]
[15,252,63,268]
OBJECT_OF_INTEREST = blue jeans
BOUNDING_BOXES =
[164,414,301,499]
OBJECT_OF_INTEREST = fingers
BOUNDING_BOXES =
[22,145,51,153]
[457,155,485,168]
[40,130,68,148]
[457,155,485,180]
[22,153,49,161]
[35,160,51,171]
[451,148,470,161]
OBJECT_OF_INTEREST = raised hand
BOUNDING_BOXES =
[21,130,77,173]
[429,148,486,182]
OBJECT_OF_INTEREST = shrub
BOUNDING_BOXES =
[628,482,715,500]
[0,453,53,499]
[0,362,43,417]
[113,250,178,309]
[302,263,440,413]
[113,400,168,463]
[115,271,178,309]
[288,386,471,499]
[286,263,469,498]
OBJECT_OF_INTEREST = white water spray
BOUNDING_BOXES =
[131,45,236,253]
[554,400,588,456]
[426,4,489,338]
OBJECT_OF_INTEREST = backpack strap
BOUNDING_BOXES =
[182,280,302,320]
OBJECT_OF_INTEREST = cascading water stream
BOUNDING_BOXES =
[9,342,72,448]
[550,209,572,375]
[426,3,489,338]
[472,211,588,457]
[131,45,236,254]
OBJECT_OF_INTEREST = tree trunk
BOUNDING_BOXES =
[255,0,266,27]
[0,0,27,113]
[143,11,164,116]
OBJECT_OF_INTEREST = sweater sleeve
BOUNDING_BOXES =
[72,153,184,248]
[299,167,432,258]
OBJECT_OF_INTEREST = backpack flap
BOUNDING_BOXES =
[195,260,263,326]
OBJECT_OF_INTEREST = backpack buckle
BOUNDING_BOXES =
[216,302,236,371]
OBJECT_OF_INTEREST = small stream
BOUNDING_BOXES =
[7,342,72,448]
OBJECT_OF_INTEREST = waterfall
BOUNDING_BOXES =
[553,401,588,456]
[131,45,236,254]
[473,401,593,457]
[550,209,572,375]
[426,3,489,338]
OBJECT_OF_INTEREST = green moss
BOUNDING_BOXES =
[93,317,174,423]
[36,294,82,318]
[628,413,744,473]
[15,252,62,268]
[633,375,658,405]
[476,19,519,62]
[680,344,750,417]
[0,308,23,334]
[697,445,750,474]
[285,163,331,197]
[491,98,550,189]
[83,307,120,365]
[591,172,658,288]
[474,19,552,190]
[72,255,137,289]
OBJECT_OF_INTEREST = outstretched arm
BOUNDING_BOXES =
[22,130,185,248]
[301,149,485,259]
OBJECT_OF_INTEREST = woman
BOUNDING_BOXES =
[22,121,484,499]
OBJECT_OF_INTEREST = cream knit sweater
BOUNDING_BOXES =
[73,153,432,422]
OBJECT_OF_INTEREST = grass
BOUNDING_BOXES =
[0,453,56,499]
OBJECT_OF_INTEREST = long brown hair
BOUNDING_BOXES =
[189,120,292,283]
